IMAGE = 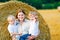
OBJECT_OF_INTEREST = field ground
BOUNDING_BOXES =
[38,9,60,40]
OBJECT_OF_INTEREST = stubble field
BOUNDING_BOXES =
[38,9,60,40]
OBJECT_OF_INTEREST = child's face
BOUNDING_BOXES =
[8,18,15,25]
[29,14,36,20]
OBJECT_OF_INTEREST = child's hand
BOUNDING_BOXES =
[18,32,22,35]
[32,17,37,22]
[12,35,16,40]
[28,36,35,40]
[11,33,16,36]
[13,32,17,35]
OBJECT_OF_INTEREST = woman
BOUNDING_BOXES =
[16,9,30,40]
[16,9,39,40]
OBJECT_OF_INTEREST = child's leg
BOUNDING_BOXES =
[12,36,16,40]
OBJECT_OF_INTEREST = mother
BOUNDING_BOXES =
[16,9,39,40]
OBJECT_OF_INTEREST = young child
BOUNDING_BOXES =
[28,11,39,40]
[7,15,20,40]
[19,11,39,40]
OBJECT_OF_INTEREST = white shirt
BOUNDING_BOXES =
[7,23,18,36]
[29,20,40,37]
[7,21,20,40]
[17,19,29,35]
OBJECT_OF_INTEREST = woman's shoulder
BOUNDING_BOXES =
[23,19,30,24]
[25,19,29,22]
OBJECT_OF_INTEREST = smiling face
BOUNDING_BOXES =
[28,11,38,21]
[28,13,35,20]
[8,18,15,25]
[17,12,25,21]
[7,15,15,25]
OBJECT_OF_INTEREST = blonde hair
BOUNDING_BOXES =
[29,11,38,19]
[29,11,37,15]
[7,15,15,21]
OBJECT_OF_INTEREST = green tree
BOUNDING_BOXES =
[42,0,60,4]
[10,0,17,1]
[0,0,9,2]
[18,0,42,9]
[41,0,55,3]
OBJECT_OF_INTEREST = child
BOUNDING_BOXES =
[19,11,39,40]
[7,15,20,40]
[28,11,39,40]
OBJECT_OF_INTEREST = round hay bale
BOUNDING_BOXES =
[0,1,50,40]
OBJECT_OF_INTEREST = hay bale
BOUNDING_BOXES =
[0,1,50,40]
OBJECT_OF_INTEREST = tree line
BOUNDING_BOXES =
[0,0,60,9]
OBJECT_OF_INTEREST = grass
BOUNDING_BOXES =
[38,9,60,40]
[0,1,50,40]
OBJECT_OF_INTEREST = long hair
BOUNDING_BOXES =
[16,9,26,19]
[16,9,26,22]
